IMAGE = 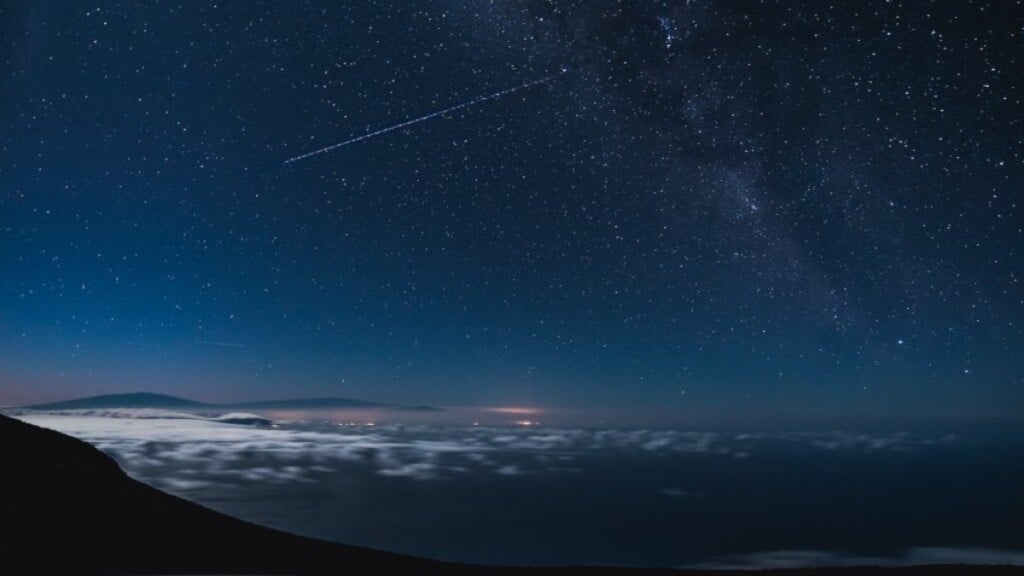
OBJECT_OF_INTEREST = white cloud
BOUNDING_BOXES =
[905,547,1024,566]
[692,547,1024,569]
[377,462,440,480]
[659,487,699,498]
[160,478,213,491]
[8,410,963,493]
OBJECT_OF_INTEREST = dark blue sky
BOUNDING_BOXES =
[1,1,1021,421]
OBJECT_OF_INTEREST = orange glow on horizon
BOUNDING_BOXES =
[485,406,544,415]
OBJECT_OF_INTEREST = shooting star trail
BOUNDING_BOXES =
[284,70,566,165]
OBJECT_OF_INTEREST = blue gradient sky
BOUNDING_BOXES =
[2,1,1022,421]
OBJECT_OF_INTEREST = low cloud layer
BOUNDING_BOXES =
[693,547,1024,569]
[7,409,1020,568]
[11,409,956,487]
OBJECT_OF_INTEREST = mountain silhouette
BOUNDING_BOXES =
[25,391,437,412]
[1,414,1020,575]
[26,392,210,410]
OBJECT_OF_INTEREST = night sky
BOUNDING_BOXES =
[1,1,1022,422]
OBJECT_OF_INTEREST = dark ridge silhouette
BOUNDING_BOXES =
[24,392,438,412]
[26,392,211,410]
[392,403,442,412]
[0,413,439,576]
[1,414,1020,576]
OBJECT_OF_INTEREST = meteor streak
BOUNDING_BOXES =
[284,70,565,165]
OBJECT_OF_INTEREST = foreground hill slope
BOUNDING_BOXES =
[0,414,1020,576]
[0,413,441,576]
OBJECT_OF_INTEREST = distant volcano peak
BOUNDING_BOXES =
[23,392,436,412]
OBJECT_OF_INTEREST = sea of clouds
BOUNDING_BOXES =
[8,408,1023,568]
[11,408,957,485]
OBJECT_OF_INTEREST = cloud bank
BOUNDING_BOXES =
[693,547,1024,569]
[11,409,957,488]
[6,409,1021,568]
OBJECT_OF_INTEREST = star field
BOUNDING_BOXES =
[1,1,1021,422]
